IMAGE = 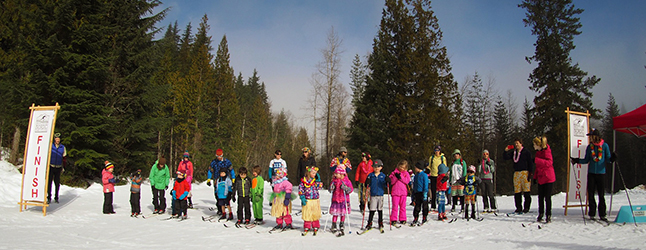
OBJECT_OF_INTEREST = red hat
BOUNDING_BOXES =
[216,148,223,157]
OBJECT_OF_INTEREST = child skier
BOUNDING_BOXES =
[364,159,388,232]
[436,163,449,221]
[457,165,481,220]
[129,169,143,217]
[251,165,265,225]
[216,168,234,221]
[329,167,353,236]
[270,166,294,231]
[449,149,467,212]
[232,167,252,226]
[299,166,323,235]
[102,161,117,214]
[411,161,429,225]
[171,170,190,219]
[389,160,411,226]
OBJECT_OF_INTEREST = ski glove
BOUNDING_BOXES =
[300,195,307,206]
[570,157,578,165]
[609,152,617,163]
[206,179,212,186]
[423,192,428,201]
[283,194,291,206]
[108,177,117,184]
[394,173,401,180]
[341,182,352,193]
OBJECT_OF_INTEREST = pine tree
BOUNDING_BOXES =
[348,0,458,165]
[520,0,600,191]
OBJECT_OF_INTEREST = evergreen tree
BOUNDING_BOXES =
[520,0,600,191]
[348,0,458,166]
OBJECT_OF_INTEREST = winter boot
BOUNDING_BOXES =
[330,222,338,232]
[537,213,544,222]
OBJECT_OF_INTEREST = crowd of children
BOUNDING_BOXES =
[97,142,562,236]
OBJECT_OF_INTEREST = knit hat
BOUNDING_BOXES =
[467,165,476,173]
[216,148,223,157]
[177,170,186,177]
[373,159,384,167]
[586,129,600,136]
[438,163,449,175]
[483,149,489,154]
[183,151,190,158]
[334,167,346,175]
[414,160,427,170]
[453,149,461,156]
[104,161,114,170]
[302,147,311,153]
[339,146,347,153]
[434,145,441,152]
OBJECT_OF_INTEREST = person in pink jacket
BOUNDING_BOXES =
[533,136,555,223]
[329,167,353,236]
[389,160,411,225]
[102,161,117,214]
[178,151,194,208]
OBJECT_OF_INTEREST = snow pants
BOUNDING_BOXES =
[237,196,251,221]
[390,195,407,222]
[103,192,114,214]
[130,192,141,214]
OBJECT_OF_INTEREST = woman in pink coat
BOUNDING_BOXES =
[389,160,411,225]
[533,136,555,223]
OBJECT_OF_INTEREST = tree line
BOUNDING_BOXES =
[1,0,643,192]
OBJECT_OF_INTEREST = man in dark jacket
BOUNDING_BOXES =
[503,138,534,213]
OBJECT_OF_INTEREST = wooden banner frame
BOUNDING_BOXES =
[563,107,590,216]
[18,103,60,216]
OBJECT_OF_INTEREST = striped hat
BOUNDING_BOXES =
[105,161,114,170]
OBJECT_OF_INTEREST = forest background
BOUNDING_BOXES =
[0,0,644,194]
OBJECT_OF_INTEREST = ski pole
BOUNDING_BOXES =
[361,186,369,229]
[323,183,334,232]
[343,188,352,234]
[387,183,392,230]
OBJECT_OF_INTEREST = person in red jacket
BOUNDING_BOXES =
[102,161,117,214]
[355,152,373,213]
[178,151,194,208]
[436,163,449,221]
[171,170,191,219]
[533,136,555,223]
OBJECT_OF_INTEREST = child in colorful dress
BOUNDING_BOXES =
[171,170,190,219]
[389,160,411,225]
[102,161,117,214]
[436,163,449,220]
[232,167,252,225]
[299,166,323,235]
[365,159,388,231]
[329,167,353,235]
[129,169,143,217]
[449,149,467,212]
[216,168,234,220]
[251,165,265,224]
[457,165,481,220]
[411,161,429,225]
[270,166,294,230]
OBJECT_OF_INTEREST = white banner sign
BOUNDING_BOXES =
[568,113,589,204]
[21,109,57,202]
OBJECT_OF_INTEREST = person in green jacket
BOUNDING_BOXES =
[251,165,265,224]
[150,157,170,214]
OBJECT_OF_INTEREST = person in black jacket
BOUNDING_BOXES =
[297,147,317,179]
[503,138,534,213]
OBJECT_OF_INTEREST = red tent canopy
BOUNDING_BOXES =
[613,103,646,137]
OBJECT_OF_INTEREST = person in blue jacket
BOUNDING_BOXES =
[364,159,388,231]
[216,168,234,221]
[571,129,616,222]
[48,133,66,204]
[411,160,429,225]
[207,148,235,215]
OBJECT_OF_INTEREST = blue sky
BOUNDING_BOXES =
[155,0,646,128]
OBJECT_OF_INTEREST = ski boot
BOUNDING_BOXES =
[228,212,234,221]
[330,222,338,233]
[364,221,372,230]
[313,228,319,236]
[537,213,544,222]
[338,222,345,236]
[235,220,242,227]
[546,215,552,223]
[284,224,294,230]
[244,219,250,225]
[422,216,427,224]
[378,222,385,233]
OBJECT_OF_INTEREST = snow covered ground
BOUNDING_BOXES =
[0,160,644,250]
